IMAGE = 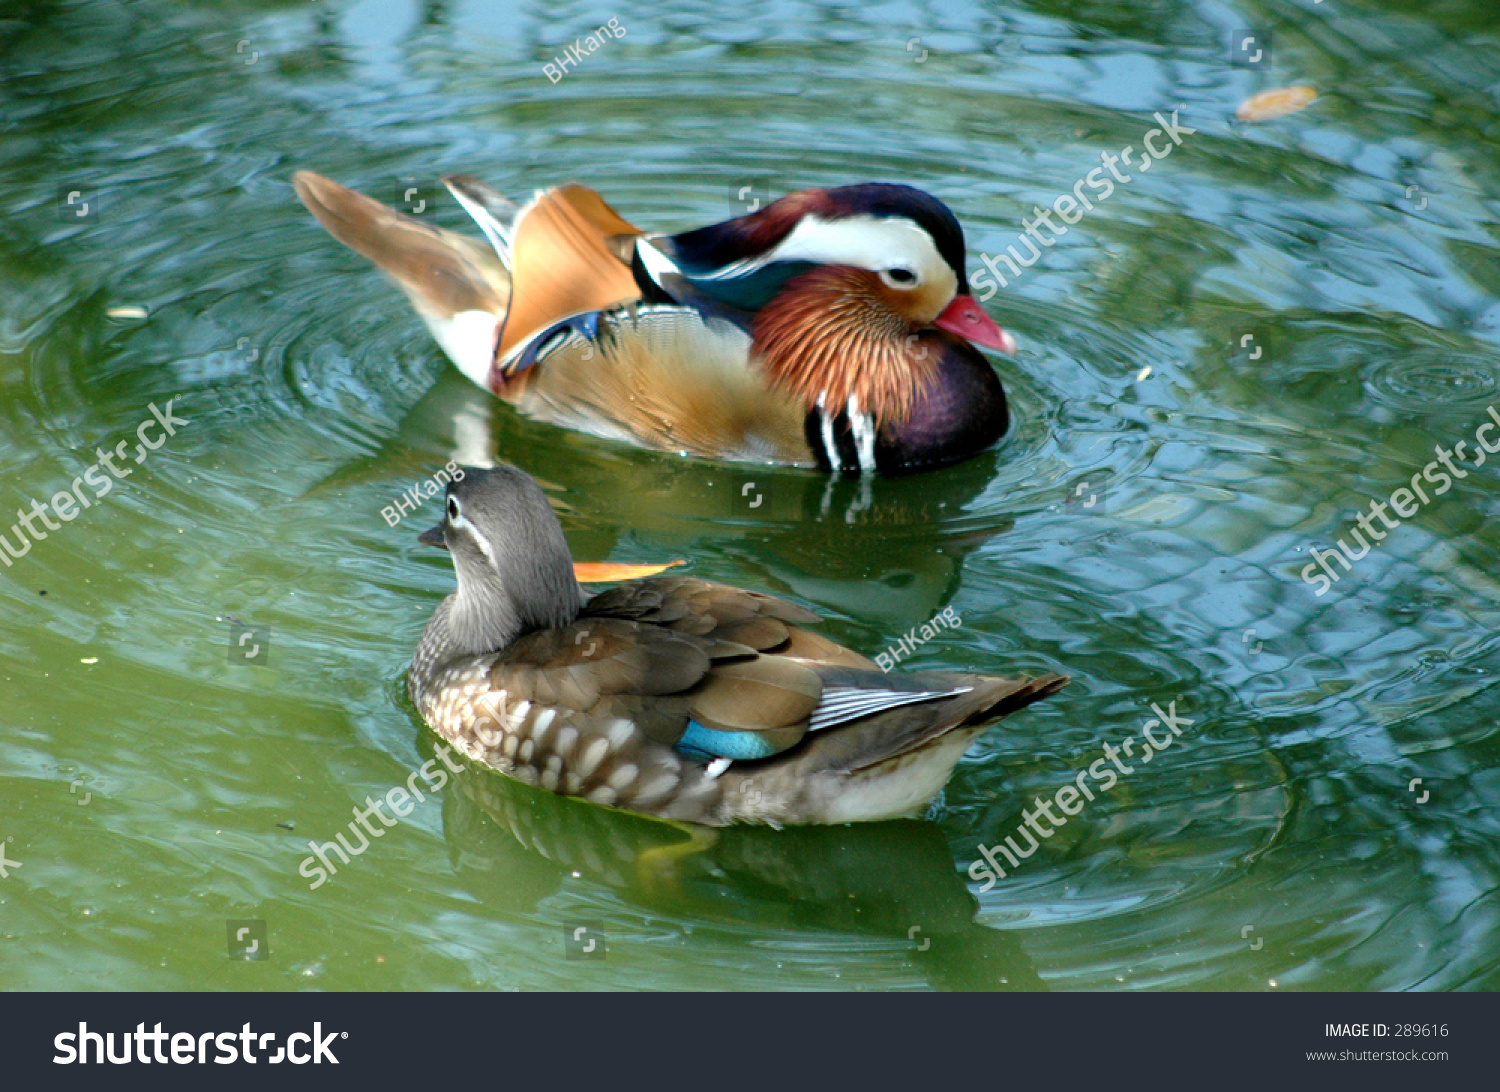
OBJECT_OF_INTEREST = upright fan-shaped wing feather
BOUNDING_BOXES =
[498,185,642,361]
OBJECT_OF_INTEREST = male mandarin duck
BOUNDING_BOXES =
[294,171,1018,474]
[408,464,1066,826]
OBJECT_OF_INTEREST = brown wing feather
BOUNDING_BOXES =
[688,658,822,735]
[712,617,794,650]
[584,576,820,639]
[778,626,880,670]
[498,186,642,360]
[292,171,510,320]
[497,619,710,699]
[432,579,1066,823]
[581,576,888,676]
[492,618,821,759]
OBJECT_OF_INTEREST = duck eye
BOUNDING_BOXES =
[447,497,460,521]
[887,267,916,285]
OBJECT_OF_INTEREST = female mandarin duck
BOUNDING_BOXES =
[294,172,1018,474]
[409,465,1066,826]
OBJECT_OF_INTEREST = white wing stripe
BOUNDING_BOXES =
[637,237,683,286]
[446,185,526,267]
[807,686,970,732]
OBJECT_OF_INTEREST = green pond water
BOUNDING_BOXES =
[2,0,1499,991]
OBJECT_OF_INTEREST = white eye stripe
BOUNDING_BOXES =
[758,216,940,274]
[447,506,496,566]
[671,215,948,285]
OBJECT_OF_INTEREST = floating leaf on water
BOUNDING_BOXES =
[1236,85,1317,122]
[572,559,686,583]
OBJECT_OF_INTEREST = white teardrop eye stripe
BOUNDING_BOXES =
[879,266,920,288]
[750,216,946,281]
[656,216,951,286]
[447,506,497,566]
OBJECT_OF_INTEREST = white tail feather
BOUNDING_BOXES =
[420,309,500,389]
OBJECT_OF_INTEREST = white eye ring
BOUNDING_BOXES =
[447,496,460,520]
[880,267,919,288]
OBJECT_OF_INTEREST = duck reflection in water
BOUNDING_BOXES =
[396,374,1014,632]
[440,757,1045,991]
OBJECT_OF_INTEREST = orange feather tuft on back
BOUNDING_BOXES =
[498,186,643,363]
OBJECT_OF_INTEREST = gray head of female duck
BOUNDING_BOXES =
[412,466,583,688]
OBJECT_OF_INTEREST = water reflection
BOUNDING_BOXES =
[445,760,1046,990]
